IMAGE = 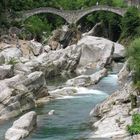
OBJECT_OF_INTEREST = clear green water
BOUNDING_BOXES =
[26,74,118,140]
[0,74,118,140]
[26,93,108,140]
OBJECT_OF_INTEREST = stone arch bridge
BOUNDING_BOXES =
[18,5,127,24]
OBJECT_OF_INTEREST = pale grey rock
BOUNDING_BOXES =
[113,43,125,60]
[0,80,35,120]
[5,111,37,140]
[35,44,81,78]
[90,83,133,117]
[66,75,90,87]
[24,71,47,98]
[77,36,114,69]
[0,48,23,61]
[0,65,14,80]
[77,36,125,70]
[90,68,108,84]
[28,40,43,56]
[89,83,135,139]
[118,61,130,83]
[123,135,140,140]
[49,87,77,97]
[19,57,30,63]
[66,68,107,87]
[14,63,32,75]
[0,71,48,120]
[44,45,51,53]
[13,44,80,79]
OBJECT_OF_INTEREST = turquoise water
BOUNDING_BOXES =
[26,74,119,140]
[26,93,108,140]
[0,74,119,140]
[95,74,119,94]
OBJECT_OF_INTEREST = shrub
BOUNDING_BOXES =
[127,114,140,135]
[24,16,52,41]
[121,7,140,39]
[7,58,18,66]
[127,38,140,87]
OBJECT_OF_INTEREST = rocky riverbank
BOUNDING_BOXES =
[0,32,126,139]
[89,61,140,140]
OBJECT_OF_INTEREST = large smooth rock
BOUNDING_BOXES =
[0,65,14,80]
[113,43,125,61]
[66,68,107,87]
[77,36,114,69]
[0,48,23,61]
[77,36,125,70]
[5,111,37,140]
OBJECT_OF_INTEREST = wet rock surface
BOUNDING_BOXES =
[5,111,37,140]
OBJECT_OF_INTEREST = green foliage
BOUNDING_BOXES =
[127,114,140,135]
[7,58,18,65]
[127,38,140,86]
[24,16,52,41]
[81,11,122,41]
[113,0,127,8]
[121,7,140,40]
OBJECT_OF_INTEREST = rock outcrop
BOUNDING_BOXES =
[0,71,48,120]
[5,111,37,140]
[89,82,134,139]
[0,65,14,80]
[118,61,130,83]
[77,36,125,72]
[25,44,81,78]
[0,48,23,61]
[66,68,107,87]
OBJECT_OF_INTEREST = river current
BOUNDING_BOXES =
[0,66,121,140]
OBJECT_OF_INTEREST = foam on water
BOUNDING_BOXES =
[76,87,108,95]
[57,87,108,100]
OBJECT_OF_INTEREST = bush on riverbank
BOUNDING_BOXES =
[127,38,140,88]
[120,7,140,44]
[127,114,140,135]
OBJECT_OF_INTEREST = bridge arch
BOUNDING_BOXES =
[21,7,68,23]
[19,6,126,24]
[75,6,126,23]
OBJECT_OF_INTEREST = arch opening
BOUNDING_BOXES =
[77,11,122,42]
[21,13,67,42]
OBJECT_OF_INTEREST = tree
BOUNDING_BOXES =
[127,38,140,87]
[24,16,52,41]
[121,7,140,39]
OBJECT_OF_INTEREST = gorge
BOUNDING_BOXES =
[0,0,140,140]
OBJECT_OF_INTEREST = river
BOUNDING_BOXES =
[0,65,121,140]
